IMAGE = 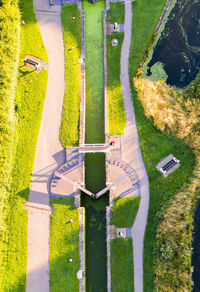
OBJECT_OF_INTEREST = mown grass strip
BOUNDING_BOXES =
[107,3,126,136]
[111,238,134,292]
[129,0,196,290]
[60,5,81,147]
[110,197,140,227]
[0,0,48,290]
[110,197,140,290]
[50,198,79,292]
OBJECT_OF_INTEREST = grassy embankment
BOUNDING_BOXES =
[0,0,48,290]
[49,6,81,291]
[135,77,200,291]
[107,3,126,135]
[129,0,196,290]
[110,197,140,292]
[0,0,20,259]
[60,5,81,146]
[50,198,80,292]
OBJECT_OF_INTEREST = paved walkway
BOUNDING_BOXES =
[26,1,65,291]
[120,1,150,292]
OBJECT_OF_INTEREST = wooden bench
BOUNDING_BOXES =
[23,58,40,70]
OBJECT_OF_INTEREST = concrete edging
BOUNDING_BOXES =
[79,207,85,292]
[78,4,86,292]
[103,9,109,137]
[103,3,112,292]
[106,206,111,292]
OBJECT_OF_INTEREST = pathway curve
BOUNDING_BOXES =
[120,1,150,292]
[25,1,65,291]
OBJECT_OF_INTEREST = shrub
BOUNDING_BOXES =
[184,73,200,100]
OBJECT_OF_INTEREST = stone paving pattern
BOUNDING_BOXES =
[50,148,84,198]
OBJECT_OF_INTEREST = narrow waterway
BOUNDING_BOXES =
[81,1,109,291]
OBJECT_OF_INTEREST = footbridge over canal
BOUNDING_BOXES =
[79,143,114,153]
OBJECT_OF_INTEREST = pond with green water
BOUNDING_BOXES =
[145,0,200,88]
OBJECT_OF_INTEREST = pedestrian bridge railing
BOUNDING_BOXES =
[79,143,112,153]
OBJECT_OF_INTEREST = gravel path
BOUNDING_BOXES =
[26,1,65,291]
[120,2,150,292]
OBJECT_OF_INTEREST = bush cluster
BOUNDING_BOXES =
[0,2,20,245]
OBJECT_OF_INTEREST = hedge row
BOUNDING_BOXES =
[0,2,20,250]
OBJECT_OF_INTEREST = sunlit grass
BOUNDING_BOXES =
[50,198,79,292]
[107,3,125,135]
[60,5,81,146]
[0,0,48,290]
[110,197,140,227]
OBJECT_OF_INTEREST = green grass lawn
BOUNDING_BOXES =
[60,5,81,147]
[111,238,134,292]
[107,3,126,135]
[129,0,196,290]
[110,197,140,291]
[50,198,79,292]
[110,197,140,227]
[0,0,48,290]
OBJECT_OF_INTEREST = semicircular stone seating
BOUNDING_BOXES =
[50,147,84,198]
[106,158,140,198]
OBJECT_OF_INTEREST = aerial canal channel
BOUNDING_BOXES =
[81,1,109,291]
